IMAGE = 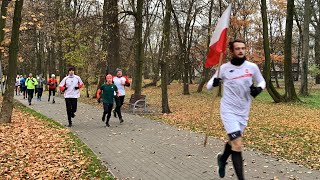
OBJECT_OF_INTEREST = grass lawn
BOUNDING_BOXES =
[0,97,113,179]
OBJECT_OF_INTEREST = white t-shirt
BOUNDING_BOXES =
[15,78,20,86]
[207,61,266,119]
[59,75,83,98]
[113,76,127,96]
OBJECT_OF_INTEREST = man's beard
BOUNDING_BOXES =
[231,56,246,66]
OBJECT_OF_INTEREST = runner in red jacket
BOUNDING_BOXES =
[47,74,58,104]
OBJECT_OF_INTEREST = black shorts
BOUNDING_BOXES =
[228,131,242,141]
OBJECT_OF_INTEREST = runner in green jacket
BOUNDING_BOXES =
[25,73,38,105]
[96,74,119,127]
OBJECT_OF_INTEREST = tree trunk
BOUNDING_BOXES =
[294,9,303,82]
[103,0,120,73]
[311,1,320,84]
[271,60,280,88]
[260,0,283,102]
[94,59,107,98]
[315,27,320,84]
[300,0,311,96]
[0,0,24,123]
[36,30,42,75]
[151,40,160,86]
[0,0,9,61]
[283,0,299,101]
[160,0,172,113]
[183,53,190,95]
[133,0,144,96]
[0,0,9,95]
[297,30,302,82]
[268,12,280,88]
[189,66,193,84]
[197,0,214,92]
[48,37,56,76]
[58,41,64,80]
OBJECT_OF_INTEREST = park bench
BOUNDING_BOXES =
[129,94,148,113]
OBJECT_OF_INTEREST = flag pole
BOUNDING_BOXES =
[203,52,223,147]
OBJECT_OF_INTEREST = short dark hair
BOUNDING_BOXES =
[229,39,246,52]
[68,67,75,72]
[115,68,122,73]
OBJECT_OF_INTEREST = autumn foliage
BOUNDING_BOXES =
[0,106,108,179]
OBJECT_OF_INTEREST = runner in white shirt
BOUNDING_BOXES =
[112,68,130,123]
[59,67,84,127]
[15,75,20,95]
[207,40,266,180]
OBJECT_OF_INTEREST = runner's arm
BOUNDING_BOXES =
[59,77,67,92]
[252,64,266,89]
[124,76,130,87]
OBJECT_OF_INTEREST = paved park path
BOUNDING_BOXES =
[15,94,320,180]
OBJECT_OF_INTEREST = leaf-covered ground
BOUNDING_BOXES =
[122,83,320,170]
[0,101,112,179]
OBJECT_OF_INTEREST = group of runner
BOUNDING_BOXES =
[15,73,58,105]
[15,67,130,128]
[58,67,130,127]
[96,69,130,127]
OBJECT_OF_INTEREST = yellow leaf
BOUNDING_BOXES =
[2,28,10,33]
[19,26,28,31]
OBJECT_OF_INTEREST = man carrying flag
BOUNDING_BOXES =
[205,5,266,180]
[207,39,266,179]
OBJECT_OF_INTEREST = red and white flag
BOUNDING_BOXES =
[205,4,232,68]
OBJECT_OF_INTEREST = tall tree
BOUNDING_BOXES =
[0,0,10,95]
[294,9,303,82]
[160,0,172,113]
[283,0,299,101]
[300,0,311,96]
[260,0,283,102]
[0,0,24,123]
[103,0,120,74]
[307,0,319,84]
[314,0,320,84]
[133,0,144,96]
[299,0,311,95]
